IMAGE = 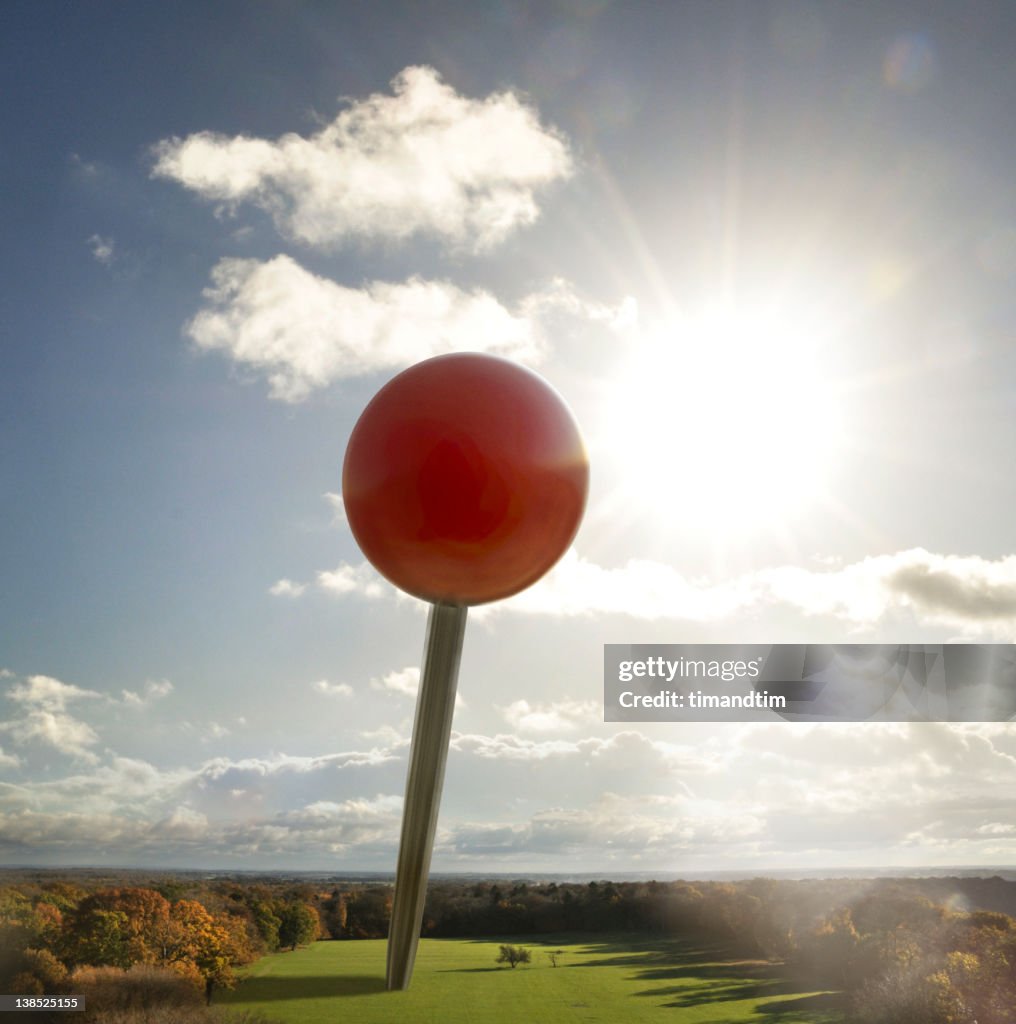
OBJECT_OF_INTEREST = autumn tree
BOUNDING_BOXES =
[8,948,68,996]
[164,899,241,1004]
[64,888,171,967]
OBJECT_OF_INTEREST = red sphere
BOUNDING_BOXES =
[342,353,588,605]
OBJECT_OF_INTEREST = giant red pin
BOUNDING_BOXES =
[342,352,588,989]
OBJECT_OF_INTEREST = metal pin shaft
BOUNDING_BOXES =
[385,601,468,990]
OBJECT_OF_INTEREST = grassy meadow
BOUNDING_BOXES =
[216,934,845,1024]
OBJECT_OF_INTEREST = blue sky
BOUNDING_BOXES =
[3,1,1016,871]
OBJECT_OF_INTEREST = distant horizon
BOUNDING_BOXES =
[4,863,1016,883]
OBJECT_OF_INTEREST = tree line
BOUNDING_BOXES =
[3,872,1016,1022]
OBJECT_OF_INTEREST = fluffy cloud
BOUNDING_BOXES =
[7,675,101,710]
[757,549,1016,633]
[370,666,421,699]
[155,805,210,841]
[151,65,572,250]
[186,255,541,401]
[268,578,306,598]
[1,675,102,763]
[316,560,394,600]
[883,551,1016,621]
[3,717,1016,867]
[308,547,1016,634]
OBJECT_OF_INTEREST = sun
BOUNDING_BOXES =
[598,303,845,534]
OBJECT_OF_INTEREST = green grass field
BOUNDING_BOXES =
[217,934,846,1023]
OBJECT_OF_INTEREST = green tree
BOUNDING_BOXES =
[278,903,318,951]
[65,909,131,969]
[249,901,282,951]
[344,889,391,939]
[495,944,531,968]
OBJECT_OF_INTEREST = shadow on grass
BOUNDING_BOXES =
[628,959,797,1006]
[560,936,846,1022]
[225,974,386,1001]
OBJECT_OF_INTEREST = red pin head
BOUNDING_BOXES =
[342,352,588,605]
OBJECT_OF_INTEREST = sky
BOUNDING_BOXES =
[3,0,1016,873]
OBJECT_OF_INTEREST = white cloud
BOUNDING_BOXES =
[313,679,353,698]
[23,756,195,815]
[8,713,101,763]
[359,724,407,747]
[87,234,115,266]
[198,749,399,781]
[186,255,541,401]
[370,665,466,710]
[284,794,402,826]
[0,747,21,770]
[370,666,421,698]
[317,561,394,600]
[882,550,1016,621]
[151,65,572,250]
[498,698,600,733]
[8,675,102,710]
[156,805,209,840]
[2,675,103,763]
[519,277,639,332]
[317,550,754,621]
[121,679,174,708]
[313,546,1016,634]
[269,577,306,598]
[448,730,700,772]
[497,550,756,620]
[4,716,1016,868]
[323,492,346,525]
[436,790,766,862]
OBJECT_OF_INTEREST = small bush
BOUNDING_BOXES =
[92,1009,276,1024]
[70,964,203,1021]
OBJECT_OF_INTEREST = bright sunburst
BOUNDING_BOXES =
[600,304,845,533]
